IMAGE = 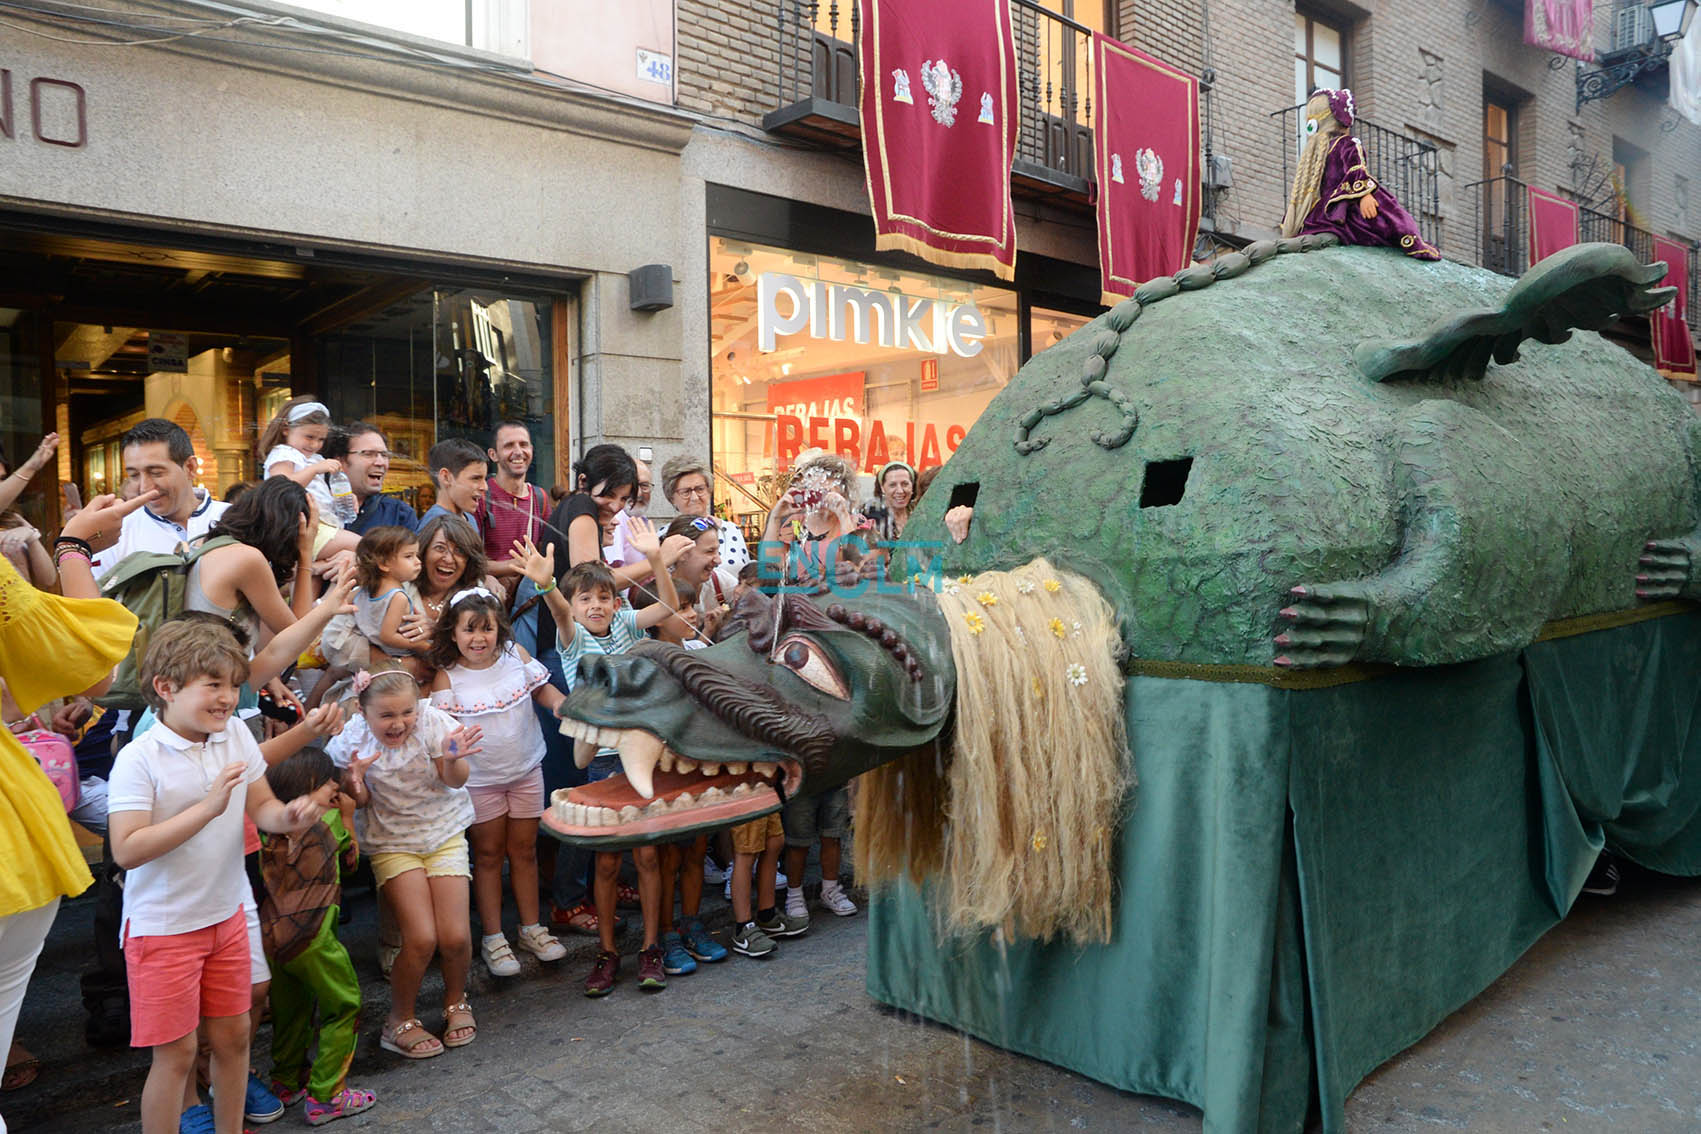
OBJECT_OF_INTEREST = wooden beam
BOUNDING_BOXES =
[295,277,424,337]
[552,295,572,488]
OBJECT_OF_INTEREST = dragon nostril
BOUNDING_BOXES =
[577,655,657,697]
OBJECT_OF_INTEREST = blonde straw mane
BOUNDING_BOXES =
[857,558,1130,945]
[1281,93,1342,237]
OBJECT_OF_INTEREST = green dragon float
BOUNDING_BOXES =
[547,240,1701,1132]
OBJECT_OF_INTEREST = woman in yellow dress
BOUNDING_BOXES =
[0,485,154,1134]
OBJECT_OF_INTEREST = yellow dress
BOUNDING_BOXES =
[0,557,138,918]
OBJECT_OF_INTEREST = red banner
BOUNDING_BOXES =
[859,0,1019,280]
[1526,186,1579,265]
[1524,0,1594,63]
[1652,236,1697,378]
[1093,34,1199,304]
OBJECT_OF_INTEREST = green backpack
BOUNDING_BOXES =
[96,535,239,711]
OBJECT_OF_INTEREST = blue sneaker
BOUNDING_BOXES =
[244,1072,285,1123]
[660,931,698,975]
[179,1105,215,1134]
[680,918,728,963]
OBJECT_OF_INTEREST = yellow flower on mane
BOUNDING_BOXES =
[1043,579,1061,593]
[963,611,986,634]
[976,591,998,607]
[1049,617,1066,639]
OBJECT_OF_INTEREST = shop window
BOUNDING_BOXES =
[1031,306,1092,357]
[258,0,529,59]
[1294,11,1346,105]
[710,237,1020,536]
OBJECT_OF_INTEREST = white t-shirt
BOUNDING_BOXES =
[90,488,228,580]
[107,720,266,941]
[263,444,340,527]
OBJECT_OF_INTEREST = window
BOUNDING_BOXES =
[259,0,529,60]
[1294,11,1346,105]
[1483,98,1516,181]
[1481,91,1520,274]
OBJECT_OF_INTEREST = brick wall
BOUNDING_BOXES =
[678,0,1701,271]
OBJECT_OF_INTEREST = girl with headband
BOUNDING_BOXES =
[259,395,362,565]
[426,586,570,979]
[328,666,483,1059]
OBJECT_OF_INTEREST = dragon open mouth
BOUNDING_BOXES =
[542,718,802,845]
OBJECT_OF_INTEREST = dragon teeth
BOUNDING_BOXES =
[617,730,662,799]
[674,756,697,774]
[658,749,675,773]
[726,761,748,775]
[675,791,696,808]
[701,786,724,802]
[731,782,751,797]
[572,738,595,770]
[754,761,777,778]
[619,805,639,822]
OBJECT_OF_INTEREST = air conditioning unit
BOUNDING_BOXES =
[1204,153,1234,190]
[1613,3,1654,51]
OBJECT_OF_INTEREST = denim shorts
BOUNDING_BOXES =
[585,752,622,784]
[780,785,850,848]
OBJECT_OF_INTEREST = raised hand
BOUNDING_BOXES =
[302,702,345,739]
[323,563,358,613]
[1273,583,1372,669]
[443,724,483,761]
[60,488,163,551]
[282,795,322,831]
[511,537,557,587]
[627,515,662,561]
[202,762,246,815]
[345,749,381,788]
[659,533,696,568]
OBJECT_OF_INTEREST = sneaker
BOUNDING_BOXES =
[244,1072,285,1123]
[820,880,859,917]
[515,924,567,963]
[660,932,697,975]
[756,908,809,938]
[784,886,808,919]
[637,944,667,990]
[270,1082,309,1108]
[723,874,732,901]
[775,869,789,889]
[179,1105,215,1134]
[703,857,729,885]
[583,949,619,997]
[680,918,728,963]
[731,921,777,958]
[481,934,521,978]
[1583,856,1620,897]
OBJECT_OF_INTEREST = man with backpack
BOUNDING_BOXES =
[90,420,228,582]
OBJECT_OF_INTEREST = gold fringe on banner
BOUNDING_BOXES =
[871,231,1016,281]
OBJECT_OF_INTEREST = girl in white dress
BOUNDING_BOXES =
[427,587,569,978]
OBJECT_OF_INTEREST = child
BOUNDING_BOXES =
[782,788,858,922]
[327,667,481,1059]
[259,752,377,1125]
[352,526,426,678]
[106,621,323,1134]
[427,586,569,977]
[519,524,683,995]
[727,811,801,958]
[258,396,360,564]
[418,438,489,536]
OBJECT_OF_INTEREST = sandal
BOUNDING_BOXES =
[615,882,641,909]
[442,1000,477,1048]
[2,1043,39,1092]
[379,1018,442,1060]
[305,1085,377,1126]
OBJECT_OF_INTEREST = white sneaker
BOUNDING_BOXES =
[515,924,567,963]
[784,886,808,919]
[482,934,522,977]
[775,869,789,889]
[703,857,729,885]
[820,881,858,917]
[724,874,733,901]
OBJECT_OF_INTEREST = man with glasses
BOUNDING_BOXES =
[343,422,419,534]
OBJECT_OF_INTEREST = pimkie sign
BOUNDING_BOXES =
[757,272,988,358]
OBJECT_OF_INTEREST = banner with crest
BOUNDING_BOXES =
[1092,35,1200,304]
[858,0,1019,280]
[1652,236,1697,378]
[1524,0,1594,63]
[1526,185,1579,265]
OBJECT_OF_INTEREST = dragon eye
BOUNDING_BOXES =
[774,635,849,700]
[1304,117,1319,136]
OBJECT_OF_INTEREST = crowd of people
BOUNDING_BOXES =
[0,400,938,1134]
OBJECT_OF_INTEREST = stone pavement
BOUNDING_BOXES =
[6,864,1699,1132]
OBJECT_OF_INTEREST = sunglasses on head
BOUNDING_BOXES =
[686,517,714,532]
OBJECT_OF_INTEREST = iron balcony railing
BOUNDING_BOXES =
[1270,103,1443,254]
[773,0,1097,189]
[1466,174,1699,307]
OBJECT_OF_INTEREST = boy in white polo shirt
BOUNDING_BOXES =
[107,621,322,1134]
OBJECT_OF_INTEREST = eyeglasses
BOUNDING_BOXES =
[349,449,392,460]
[676,485,710,499]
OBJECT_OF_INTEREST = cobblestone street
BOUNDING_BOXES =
[7,864,1700,1133]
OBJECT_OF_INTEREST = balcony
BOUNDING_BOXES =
[765,0,1096,204]
[1465,174,1699,357]
[1269,104,1443,254]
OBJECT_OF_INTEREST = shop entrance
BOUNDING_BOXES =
[0,220,568,532]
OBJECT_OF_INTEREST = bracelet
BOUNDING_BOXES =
[536,577,556,594]
[53,535,93,556]
[53,549,91,568]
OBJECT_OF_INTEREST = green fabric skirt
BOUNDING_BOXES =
[865,608,1701,1133]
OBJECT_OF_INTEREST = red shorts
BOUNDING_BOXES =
[124,909,251,1047]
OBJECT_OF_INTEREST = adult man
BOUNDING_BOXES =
[91,419,229,580]
[342,421,419,535]
[418,437,488,535]
[607,457,652,567]
[480,420,550,586]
